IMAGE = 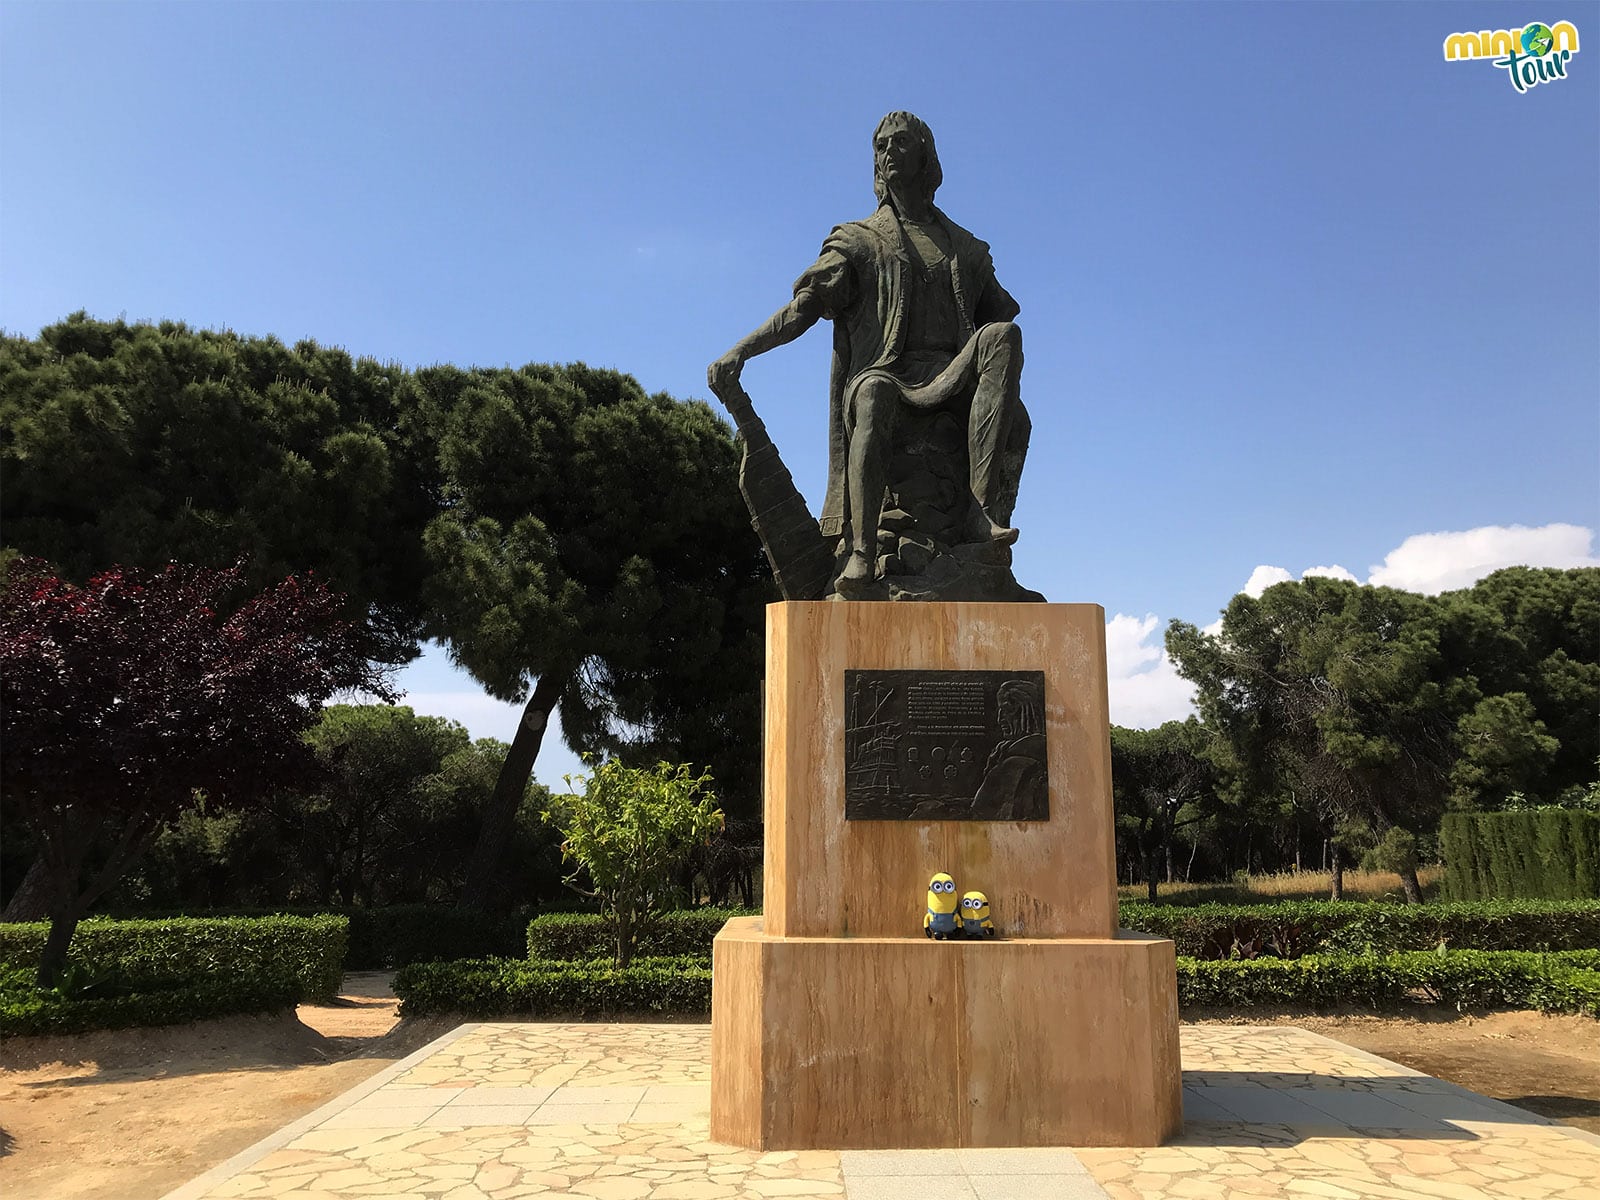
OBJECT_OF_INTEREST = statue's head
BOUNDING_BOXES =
[872,111,942,209]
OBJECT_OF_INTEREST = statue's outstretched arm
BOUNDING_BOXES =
[707,291,825,404]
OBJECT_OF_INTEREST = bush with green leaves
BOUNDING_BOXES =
[346,904,527,969]
[521,900,1600,964]
[0,915,346,1001]
[1177,949,1600,1014]
[1440,810,1600,900]
[392,949,1600,1019]
[526,907,752,962]
[0,963,302,1036]
[1119,898,1600,959]
[541,761,723,966]
[394,956,712,1018]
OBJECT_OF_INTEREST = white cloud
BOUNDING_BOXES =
[1367,523,1599,595]
[1243,565,1294,597]
[1105,612,1163,676]
[1301,564,1359,583]
[1104,612,1197,729]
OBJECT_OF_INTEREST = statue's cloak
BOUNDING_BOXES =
[793,204,1020,539]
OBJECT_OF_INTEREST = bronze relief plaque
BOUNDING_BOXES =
[844,669,1048,821]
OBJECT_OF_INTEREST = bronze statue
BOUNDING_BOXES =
[710,112,1041,602]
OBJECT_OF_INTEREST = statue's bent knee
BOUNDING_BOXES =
[978,321,1022,355]
[850,378,901,438]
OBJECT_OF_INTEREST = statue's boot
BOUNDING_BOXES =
[968,506,1019,546]
[833,550,878,599]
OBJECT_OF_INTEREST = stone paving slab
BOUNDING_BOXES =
[161,1022,1600,1200]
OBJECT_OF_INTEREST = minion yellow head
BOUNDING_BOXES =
[961,891,991,921]
[927,872,958,914]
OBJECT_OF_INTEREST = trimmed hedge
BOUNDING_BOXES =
[394,955,712,1018]
[101,904,527,970]
[1178,950,1600,1014]
[1441,811,1600,900]
[1119,899,1600,959]
[346,905,527,969]
[0,915,347,1002]
[0,964,301,1036]
[526,908,754,962]
[392,950,1600,1019]
[523,902,1600,963]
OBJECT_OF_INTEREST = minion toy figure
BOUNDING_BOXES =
[924,872,959,939]
[960,891,996,938]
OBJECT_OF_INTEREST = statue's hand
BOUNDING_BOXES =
[707,351,746,405]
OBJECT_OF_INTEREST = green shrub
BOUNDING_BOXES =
[526,908,753,962]
[99,905,527,970]
[0,964,300,1036]
[395,950,1600,1019]
[521,901,1599,964]
[394,956,712,1018]
[346,905,527,969]
[1119,899,1600,959]
[1176,949,1600,1013]
[1441,810,1600,900]
[0,915,346,1001]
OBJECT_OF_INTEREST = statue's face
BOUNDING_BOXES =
[875,123,925,189]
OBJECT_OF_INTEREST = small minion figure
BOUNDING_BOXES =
[924,872,959,939]
[960,891,995,938]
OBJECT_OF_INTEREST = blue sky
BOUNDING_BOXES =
[3,2,1596,788]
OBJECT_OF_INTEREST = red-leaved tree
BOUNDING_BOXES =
[0,558,394,987]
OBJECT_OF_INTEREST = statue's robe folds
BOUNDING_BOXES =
[792,205,1025,540]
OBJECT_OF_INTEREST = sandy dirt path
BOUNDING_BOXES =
[1,983,1596,1200]
[0,972,452,1200]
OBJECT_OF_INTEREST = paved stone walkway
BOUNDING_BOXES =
[162,1023,1600,1200]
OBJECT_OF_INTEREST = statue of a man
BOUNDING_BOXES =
[710,111,1034,601]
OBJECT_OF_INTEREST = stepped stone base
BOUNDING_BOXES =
[710,917,1182,1149]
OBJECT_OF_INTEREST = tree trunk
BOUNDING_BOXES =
[2,857,53,921]
[1330,851,1345,901]
[1144,849,1160,902]
[37,904,84,990]
[458,671,568,911]
[1164,841,1174,884]
[1398,866,1424,905]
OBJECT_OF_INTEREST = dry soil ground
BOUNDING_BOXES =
[1,975,1597,1200]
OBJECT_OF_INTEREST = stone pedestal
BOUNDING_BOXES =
[710,602,1181,1149]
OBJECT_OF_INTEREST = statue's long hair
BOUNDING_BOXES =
[872,111,942,209]
[997,680,1043,736]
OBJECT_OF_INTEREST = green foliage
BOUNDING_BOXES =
[1442,568,1600,805]
[1176,950,1600,1012]
[526,907,753,962]
[1167,577,1462,901]
[541,761,724,966]
[1166,568,1600,890]
[1440,810,1600,900]
[412,362,771,908]
[522,900,1600,963]
[1361,827,1420,876]
[1120,898,1600,959]
[273,705,537,907]
[393,956,712,1018]
[0,314,434,665]
[0,964,300,1036]
[391,950,1600,1019]
[345,904,528,968]
[1110,720,1221,900]
[0,915,347,1001]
